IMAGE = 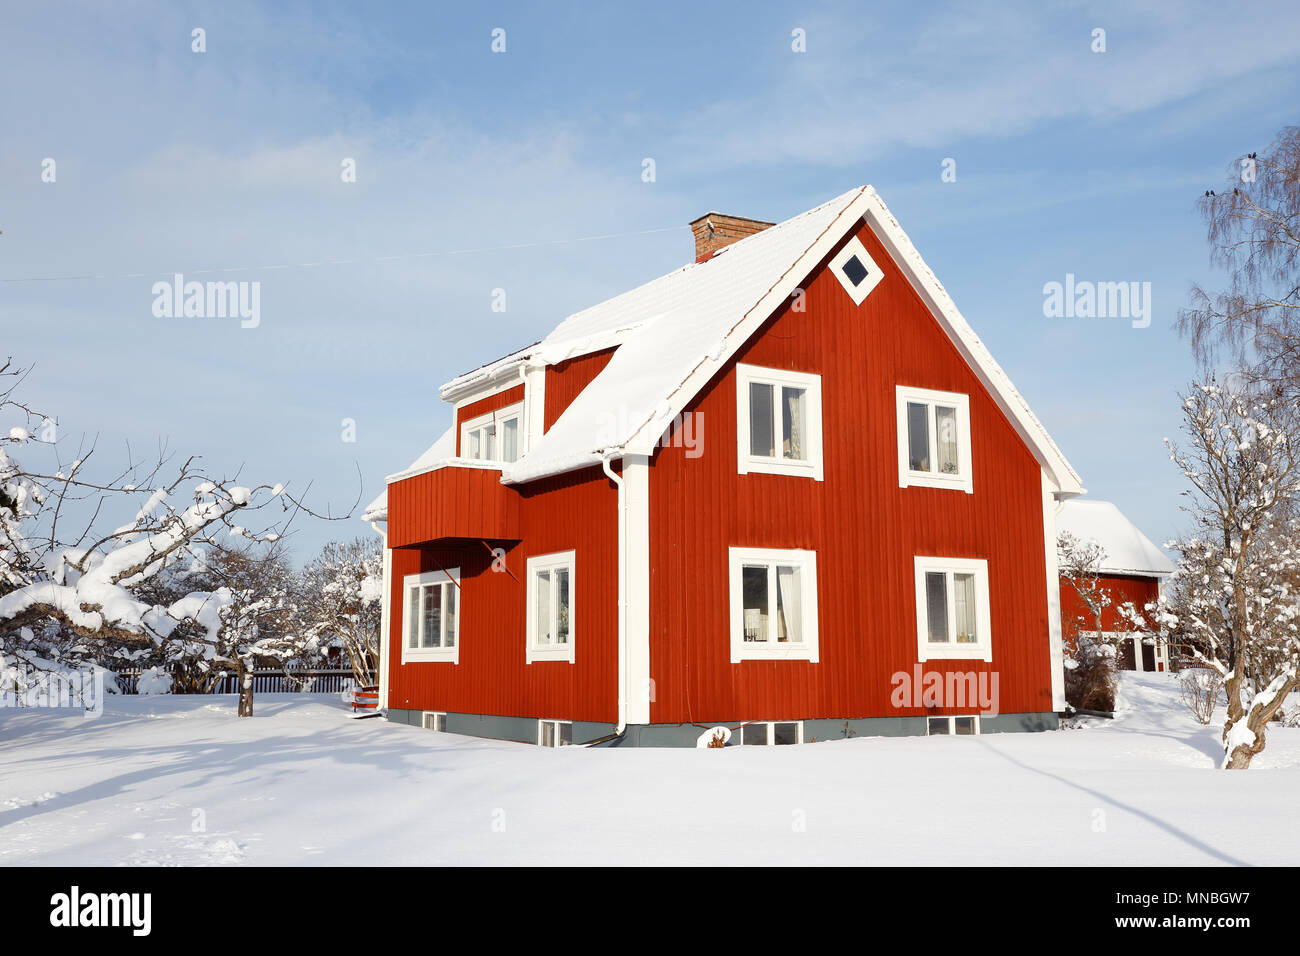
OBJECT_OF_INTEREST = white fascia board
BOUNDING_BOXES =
[615,185,1083,498]
[860,195,1084,497]
[621,187,875,456]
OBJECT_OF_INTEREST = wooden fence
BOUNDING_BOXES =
[114,667,359,695]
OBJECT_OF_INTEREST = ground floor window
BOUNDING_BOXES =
[728,547,820,662]
[401,569,460,664]
[927,715,981,735]
[526,551,576,663]
[913,556,992,662]
[733,720,803,745]
[422,711,447,732]
[538,719,572,747]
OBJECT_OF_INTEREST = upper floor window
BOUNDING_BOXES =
[402,569,460,664]
[461,402,523,464]
[896,386,973,494]
[913,556,991,662]
[526,551,575,663]
[735,364,824,480]
[728,547,820,662]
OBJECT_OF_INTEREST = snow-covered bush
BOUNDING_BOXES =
[1178,668,1222,725]
[136,666,173,695]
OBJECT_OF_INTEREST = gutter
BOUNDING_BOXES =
[600,448,629,743]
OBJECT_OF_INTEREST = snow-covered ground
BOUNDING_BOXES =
[2,671,1296,866]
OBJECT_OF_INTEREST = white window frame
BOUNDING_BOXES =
[732,720,805,746]
[460,401,525,464]
[926,715,982,736]
[526,551,576,664]
[735,364,824,480]
[401,569,461,664]
[896,386,974,494]
[422,711,447,732]
[829,235,885,305]
[537,719,573,747]
[728,547,820,663]
[913,556,992,662]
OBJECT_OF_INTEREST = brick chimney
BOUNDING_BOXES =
[689,212,775,263]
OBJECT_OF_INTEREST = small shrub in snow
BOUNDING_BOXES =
[135,666,172,695]
[1178,668,1222,725]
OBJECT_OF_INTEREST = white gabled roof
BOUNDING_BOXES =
[383,185,1082,499]
[1057,500,1174,577]
[498,185,1082,495]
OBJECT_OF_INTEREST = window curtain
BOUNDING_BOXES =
[783,387,805,460]
[935,405,959,474]
[953,572,976,643]
[776,565,802,643]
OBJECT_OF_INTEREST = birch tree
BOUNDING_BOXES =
[1148,383,1300,768]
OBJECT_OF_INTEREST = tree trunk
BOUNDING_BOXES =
[237,659,254,717]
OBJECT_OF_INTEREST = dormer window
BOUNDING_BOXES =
[460,402,523,463]
[830,236,884,305]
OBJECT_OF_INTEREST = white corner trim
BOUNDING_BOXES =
[525,550,577,664]
[728,546,820,663]
[913,555,993,663]
[829,234,885,305]
[734,363,824,481]
[895,385,974,494]
[1043,471,1066,711]
[400,568,461,665]
[624,455,652,724]
[378,541,392,706]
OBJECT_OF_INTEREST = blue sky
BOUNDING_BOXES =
[3,1,1299,561]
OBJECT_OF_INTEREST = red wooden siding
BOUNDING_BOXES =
[544,348,617,431]
[387,466,520,547]
[454,384,525,456]
[387,465,621,722]
[1059,574,1159,636]
[647,219,1055,724]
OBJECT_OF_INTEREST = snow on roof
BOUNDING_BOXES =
[388,185,1082,497]
[364,425,456,522]
[1057,499,1174,577]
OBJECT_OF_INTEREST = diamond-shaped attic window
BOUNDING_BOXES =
[830,236,884,306]
[842,255,869,287]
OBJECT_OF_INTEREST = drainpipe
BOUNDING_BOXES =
[601,448,628,740]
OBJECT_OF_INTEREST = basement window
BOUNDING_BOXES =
[422,711,447,732]
[734,721,804,745]
[914,557,992,662]
[401,570,460,664]
[735,364,823,480]
[538,719,573,747]
[896,386,973,493]
[526,551,576,663]
[829,235,884,305]
[728,547,819,662]
[927,715,981,736]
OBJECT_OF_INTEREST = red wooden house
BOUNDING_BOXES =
[365,186,1085,746]
[1056,499,1174,672]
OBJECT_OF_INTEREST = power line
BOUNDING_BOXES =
[0,224,688,284]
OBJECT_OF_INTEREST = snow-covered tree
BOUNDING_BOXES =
[297,537,383,687]
[1142,382,1300,768]
[1,358,338,715]
[1057,531,1119,711]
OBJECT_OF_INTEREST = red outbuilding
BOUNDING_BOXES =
[1056,499,1174,672]
[365,186,1086,746]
